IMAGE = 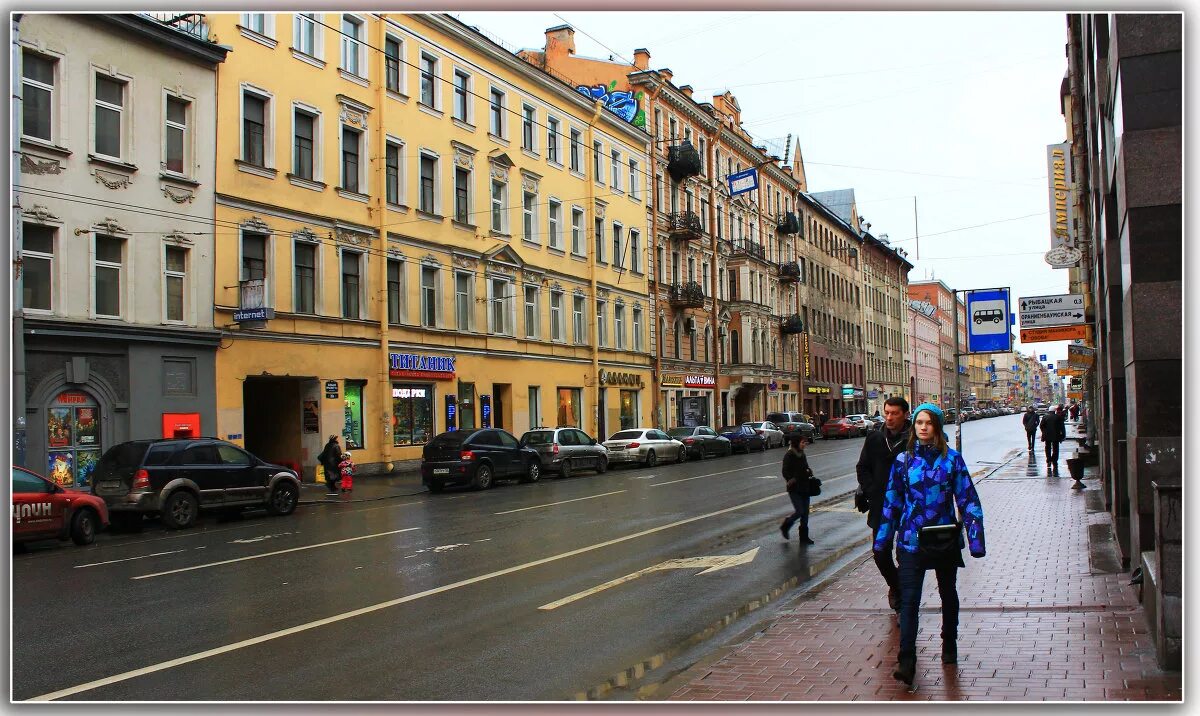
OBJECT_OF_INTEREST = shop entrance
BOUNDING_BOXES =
[244,377,320,477]
[678,396,709,428]
[734,384,763,423]
[492,383,511,431]
[44,389,102,489]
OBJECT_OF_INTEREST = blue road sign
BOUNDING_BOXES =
[727,168,758,197]
[966,288,1013,354]
[1040,354,1047,361]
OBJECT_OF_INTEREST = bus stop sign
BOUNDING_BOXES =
[966,288,1013,354]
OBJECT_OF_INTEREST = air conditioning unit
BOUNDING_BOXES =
[686,317,697,333]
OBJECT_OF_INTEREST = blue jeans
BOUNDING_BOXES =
[897,550,959,655]
[782,490,809,533]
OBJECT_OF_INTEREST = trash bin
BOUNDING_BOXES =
[1066,457,1085,490]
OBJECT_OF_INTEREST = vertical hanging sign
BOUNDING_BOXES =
[1046,143,1075,250]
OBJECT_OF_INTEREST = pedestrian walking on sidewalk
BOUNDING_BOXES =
[874,403,986,686]
[318,435,342,495]
[779,435,815,544]
[1040,405,1066,474]
[337,451,355,493]
[855,396,912,613]
[1022,406,1040,450]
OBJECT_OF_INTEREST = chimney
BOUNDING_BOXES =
[679,84,693,98]
[660,67,673,83]
[633,48,650,70]
[545,24,575,57]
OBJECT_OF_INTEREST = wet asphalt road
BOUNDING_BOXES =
[12,415,1024,701]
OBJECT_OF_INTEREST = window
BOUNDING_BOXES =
[341,126,361,193]
[294,242,316,314]
[419,154,436,213]
[341,15,364,76]
[593,140,603,182]
[656,245,664,283]
[669,117,677,140]
[454,167,470,223]
[524,285,539,339]
[550,291,564,342]
[522,104,536,151]
[523,191,537,243]
[21,224,53,311]
[242,91,267,166]
[341,250,361,318]
[241,232,267,286]
[671,250,680,285]
[453,70,469,121]
[387,259,402,324]
[489,88,505,136]
[569,128,582,171]
[611,150,621,190]
[293,109,315,180]
[594,217,605,263]
[384,36,402,92]
[295,13,319,57]
[22,50,55,142]
[596,300,607,347]
[629,159,639,199]
[243,13,267,35]
[547,117,560,163]
[630,230,641,273]
[548,199,562,250]
[455,272,472,330]
[489,278,513,335]
[571,208,585,255]
[420,265,438,327]
[632,306,643,351]
[614,304,626,349]
[491,179,506,232]
[612,223,623,269]
[385,141,401,205]
[702,261,710,295]
[419,52,437,107]
[573,295,586,344]
[94,74,125,159]
[162,95,190,175]
[94,235,123,318]
[673,321,680,359]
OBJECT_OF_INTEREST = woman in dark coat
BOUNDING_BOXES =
[779,435,815,545]
[318,435,342,493]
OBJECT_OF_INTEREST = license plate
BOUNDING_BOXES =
[433,468,449,475]
[99,481,120,490]
[609,445,625,450]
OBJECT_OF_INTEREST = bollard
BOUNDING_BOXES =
[1066,457,1085,490]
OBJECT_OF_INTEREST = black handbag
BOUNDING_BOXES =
[807,476,822,497]
[917,522,963,557]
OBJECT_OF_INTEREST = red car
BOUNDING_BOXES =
[820,417,859,439]
[12,466,109,546]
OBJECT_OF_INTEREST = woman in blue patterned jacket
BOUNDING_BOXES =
[873,403,985,686]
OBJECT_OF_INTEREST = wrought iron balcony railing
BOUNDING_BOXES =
[776,211,800,235]
[666,211,703,241]
[724,239,766,260]
[667,141,702,182]
[781,314,806,335]
[668,281,706,308]
[779,261,802,283]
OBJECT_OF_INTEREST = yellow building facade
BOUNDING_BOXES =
[209,12,652,476]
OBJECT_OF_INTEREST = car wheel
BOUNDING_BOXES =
[695,446,705,461]
[645,450,658,468]
[560,459,573,479]
[759,439,768,453]
[597,455,608,474]
[266,481,298,516]
[676,446,687,463]
[427,479,445,494]
[161,491,198,530]
[521,460,541,483]
[70,508,99,546]
[472,464,494,491]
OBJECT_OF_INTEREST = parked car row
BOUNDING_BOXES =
[956,405,1021,422]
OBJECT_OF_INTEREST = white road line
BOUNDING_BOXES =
[130,528,421,580]
[494,490,627,515]
[648,464,763,487]
[74,550,186,569]
[30,492,785,701]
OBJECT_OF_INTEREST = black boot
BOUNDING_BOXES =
[779,520,790,540]
[888,586,901,613]
[942,639,958,665]
[893,651,916,685]
[799,526,814,545]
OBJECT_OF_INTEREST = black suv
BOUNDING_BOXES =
[91,438,301,530]
[421,428,541,492]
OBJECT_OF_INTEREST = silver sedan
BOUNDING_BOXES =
[743,421,786,448]
[602,428,686,467]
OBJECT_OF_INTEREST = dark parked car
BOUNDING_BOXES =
[667,426,732,459]
[821,417,859,439]
[765,411,818,441]
[13,466,109,546]
[718,425,767,454]
[91,438,301,530]
[421,428,541,492]
[519,427,608,478]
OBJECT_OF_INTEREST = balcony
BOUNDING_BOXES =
[778,261,802,283]
[723,239,767,261]
[667,211,704,241]
[667,141,702,182]
[668,281,706,309]
[781,314,805,335]
[776,211,800,235]
[141,12,211,40]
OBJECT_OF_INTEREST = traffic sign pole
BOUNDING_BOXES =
[953,290,963,455]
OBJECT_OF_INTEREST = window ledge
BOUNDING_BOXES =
[290,48,325,69]
[417,103,444,119]
[570,169,585,180]
[547,245,566,255]
[337,187,370,203]
[521,148,540,160]
[235,160,277,179]
[547,160,564,170]
[288,174,326,192]
[489,230,511,240]
[159,172,200,187]
[21,137,71,157]
[487,133,510,147]
[238,25,278,49]
[338,69,369,88]
[521,238,541,249]
[570,252,588,261]
[451,118,475,133]
[416,210,445,223]
[451,220,477,232]
[386,89,409,103]
[386,202,410,213]
[88,154,137,173]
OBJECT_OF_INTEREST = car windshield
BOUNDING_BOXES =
[609,430,643,441]
[742,422,763,428]
[428,432,468,449]
[522,431,554,445]
[667,428,695,437]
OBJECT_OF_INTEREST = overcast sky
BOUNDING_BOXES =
[454,10,1078,381]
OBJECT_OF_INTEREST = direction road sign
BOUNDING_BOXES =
[1020,309,1086,327]
[1020,293,1084,312]
[1021,325,1091,343]
[966,288,1013,354]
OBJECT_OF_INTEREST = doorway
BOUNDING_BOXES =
[244,377,311,474]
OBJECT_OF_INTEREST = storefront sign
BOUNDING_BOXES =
[54,391,90,405]
[807,386,830,394]
[867,390,879,399]
[391,387,428,399]
[444,395,458,432]
[389,353,456,380]
[599,369,643,388]
[661,374,684,388]
[909,299,937,318]
[161,412,200,439]
[1046,142,1076,249]
[684,375,715,389]
[841,384,855,398]
[233,307,275,323]
[480,394,492,428]
[803,333,810,378]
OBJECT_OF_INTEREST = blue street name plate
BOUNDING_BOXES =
[965,288,1013,354]
[727,168,759,197]
[233,307,275,322]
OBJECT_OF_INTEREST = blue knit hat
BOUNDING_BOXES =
[912,402,944,425]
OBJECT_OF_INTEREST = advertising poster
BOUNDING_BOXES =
[47,408,72,448]
[302,400,319,434]
[76,450,99,489]
[343,382,363,449]
[75,407,99,446]
[47,451,74,487]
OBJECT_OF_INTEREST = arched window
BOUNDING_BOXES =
[689,328,696,360]
[674,321,681,359]
[731,329,740,364]
[658,316,666,358]
[704,326,712,363]
[751,329,759,364]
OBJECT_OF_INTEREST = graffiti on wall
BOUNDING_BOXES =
[577,80,646,128]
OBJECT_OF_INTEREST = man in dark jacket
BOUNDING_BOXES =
[1022,406,1041,450]
[318,435,342,494]
[1040,407,1066,474]
[856,396,912,613]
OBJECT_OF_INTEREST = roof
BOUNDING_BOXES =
[809,189,857,226]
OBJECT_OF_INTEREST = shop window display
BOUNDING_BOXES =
[46,391,101,488]
[393,385,434,446]
[557,387,582,428]
[343,381,365,449]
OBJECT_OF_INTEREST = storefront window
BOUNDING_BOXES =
[393,384,434,446]
[557,387,582,428]
[46,391,101,489]
[343,381,365,449]
[458,382,476,430]
[619,390,637,430]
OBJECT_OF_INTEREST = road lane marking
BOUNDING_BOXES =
[494,490,627,515]
[648,465,764,487]
[30,492,786,701]
[74,550,186,569]
[130,528,421,580]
